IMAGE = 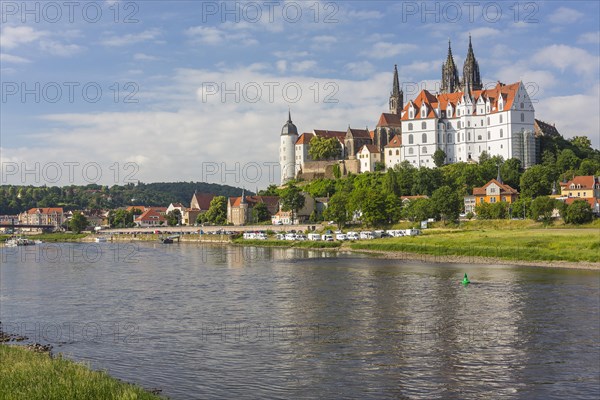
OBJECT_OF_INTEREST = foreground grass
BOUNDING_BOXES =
[233,238,341,249]
[0,345,161,400]
[350,228,600,263]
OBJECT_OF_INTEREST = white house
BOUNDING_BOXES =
[357,144,382,173]
[384,134,402,169]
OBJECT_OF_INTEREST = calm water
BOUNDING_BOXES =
[1,242,599,399]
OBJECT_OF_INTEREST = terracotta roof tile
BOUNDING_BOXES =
[377,113,402,127]
[385,135,402,148]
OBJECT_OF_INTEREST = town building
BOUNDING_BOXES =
[227,192,280,226]
[559,175,600,214]
[465,171,519,214]
[19,207,65,230]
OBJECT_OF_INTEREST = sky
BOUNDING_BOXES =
[1,0,599,189]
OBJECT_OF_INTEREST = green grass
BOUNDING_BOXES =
[0,345,162,399]
[350,228,600,263]
[32,233,89,242]
[233,239,341,249]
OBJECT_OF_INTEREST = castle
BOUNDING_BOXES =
[279,37,537,185]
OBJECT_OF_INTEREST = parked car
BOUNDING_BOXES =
[285,233,296,241]
[321,234,334,241]
[296,234,307,241]
[346,231,359,240]
[276,233,285,240]
[308,233,321,241]
[360,231,374,239]
[336,233,348,241]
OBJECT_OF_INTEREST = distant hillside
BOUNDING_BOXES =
[0,182,252,215]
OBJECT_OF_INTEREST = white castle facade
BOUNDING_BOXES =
[279,37,537,185]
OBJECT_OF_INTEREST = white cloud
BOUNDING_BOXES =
[276,60,287,73]
[312,35,337,49]
[537,93,600,148]
[40,40,83,56]
[548,7,584,24]
[532,45,599,77]
[461,28,501,41]
[347,10,383,20]
[0,26,47,49]
[291,60,317,72]
[185,26,258,46]
[273,50,310,59]
[578,32,600,44]
[101,29,161,47]
[134,53,158,61]
[0,53,31,63]
[361,42,417,59]
[345,61,375,77]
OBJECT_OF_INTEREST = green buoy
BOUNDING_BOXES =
[462,273,470,285]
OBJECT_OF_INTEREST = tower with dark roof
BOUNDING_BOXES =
[462,35,482,92]
[279,110,299,185]
[441,40,460,93]
[389,64,403,115]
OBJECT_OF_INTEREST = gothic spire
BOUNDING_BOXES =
[288,108,292,122]
[241,189,246,204]
[389,64,403,114]
[441,39,460,94]
[462,34,482,92]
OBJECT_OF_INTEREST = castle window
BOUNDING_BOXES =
[438,133,441,142]
[457,133,460,142]
[447,122,451,129]
[468,132,471,141]
[481,119,483,126]
[409,148,414,155]
[487,131,490,139]
[422,133,427,143]
[409,134,414,144]
[421,107,426,118]
[487,117,490,125]
[520,102,524,109]
[457,110,460,116]
[448,133,452,143]
[457,121,461,129]
[408,123,413,131]
[448,109,452,118]
[521,113,525,122]
[396,150,399,155]
[499,115,503,123]
[422,122,426,129]
[468,109,471,115]
[409,109,414,119]
[500,128,503,138]
[468,121,471,127]
[478,135,482,141]
[422,147,427,154]
[389,150,392,156]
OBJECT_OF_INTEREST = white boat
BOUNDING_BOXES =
[94,237,107,243]
[5,236,36,247]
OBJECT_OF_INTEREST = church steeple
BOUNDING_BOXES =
[441,39,460,93]
[389,64,403,114]
[462,34,482,92]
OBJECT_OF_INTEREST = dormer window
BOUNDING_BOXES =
[447,108,452,118]
[421,106,426,118]
[409,109,414,119]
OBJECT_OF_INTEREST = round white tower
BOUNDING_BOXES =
[279,110,298,185]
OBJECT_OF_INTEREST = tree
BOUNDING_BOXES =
[258,185,279,196]
[570,136,592,151]
[385,194,403,224]
[166,209,181,226]
[252,202,270,223]
[433,149,446,168]
[382,169,400,196]
[69,212,88,233]
[530,196,558,223]
[500,158,522,190]
[280,185,305,224]
[520,165,553,198]
[403,198,433,222]
[204,196,227,225]
[431,186,461,222]
[308,136,342,160]
[374,161,386,172]
[360,190,387,227]
[323,191,349,228]
[556,149,581,173]
[564,200,593,224]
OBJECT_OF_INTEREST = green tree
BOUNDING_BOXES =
[433,149,447,167]
[531,196,558,223]
[252,202,270,223]
[308,136,342,160]
[403,198,433,222]
[69,212,89,233]
[323,191,349,228]
[556,149,581,173]
[500,158,522,190]
[374,161,386,172]
[280,185,305,224]
[564,200,593,224]
[382,169,400,196]
[385,194,403,224]
[166,209,181,226]
[431,186,461,222]
[204,196,228,225]
[258,185,280,196]
[360,190,387,227]
[520,165,553,198]
[570,136,592,151]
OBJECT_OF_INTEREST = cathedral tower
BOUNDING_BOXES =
[279,110,298,185]
[462,35,482,92]
[440,40,460,93]
[389,64,403,114]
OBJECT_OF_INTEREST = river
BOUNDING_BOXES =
[1,242,598,399]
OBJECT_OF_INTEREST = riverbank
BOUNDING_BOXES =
[0,344,163,399]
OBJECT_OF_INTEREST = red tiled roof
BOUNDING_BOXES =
[230,196,279,209]
[347,128,371,139]
[561,176,597,190]
[564,198,599,207]
[472,179,519,196]
[359,144,380,154]
[192,193,215,210]
[135,208,166,222]
[27,207,64,214]
[385,135,402,148]
[313,130,346,139]
[377,113,402,127]
[295,132,315,145]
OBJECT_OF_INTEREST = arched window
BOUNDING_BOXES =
[388,150,392,156]
[408,134,414,144]
[408,148,414,155]
[438,133,442,142]
[422,147,427,154]
[457,121,461,129]
[500,129,503,138]
[421,121,426,129]
[499,115,503,123]
[487,131,490,140]
[468,121,471,127]
[396,150,399,155]
[520,102,524,109]
[521,113,525,122]
[448,133,452,143]
[421,107,426,118]
[422,133,427,143]
[447,122,451,129]
[408,123,413,131]
[468,132,471,141]
[457,133,460,142]
[487,117,490,125]
[478,135,482,141]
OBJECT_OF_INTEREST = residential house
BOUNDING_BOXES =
[19,207,65,231]
[357,144,382,173]
[134,207,168,227]
[559,175,600,214]
[227,193,279,226]
[468,175,519,213]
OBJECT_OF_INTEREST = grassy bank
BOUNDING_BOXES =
[0,345,161,400]
[350,228,599,263]
[233,238,341,249]
[33,233,89,242]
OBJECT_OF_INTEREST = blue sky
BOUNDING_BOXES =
[1,0,599,188]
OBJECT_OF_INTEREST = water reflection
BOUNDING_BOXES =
[1,243,598,399]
